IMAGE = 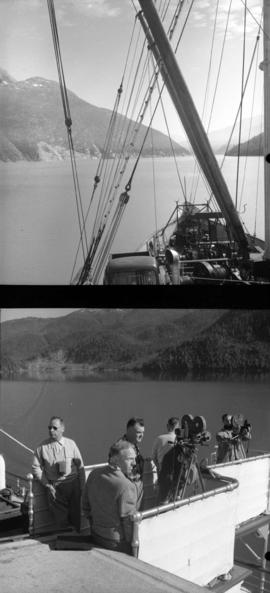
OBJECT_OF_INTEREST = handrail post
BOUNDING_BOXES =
[267,457,270,514]
[131,512,142,558]
[0,454,6,489]
[27,473,34,535]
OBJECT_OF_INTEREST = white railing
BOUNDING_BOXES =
[25,452,270,559]
[132,475,238,586]
[211,453,270,525]
[85,462,107,479]
[131,453,270,587]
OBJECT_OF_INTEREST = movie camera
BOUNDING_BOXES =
[158,414,211,504]
[174,414,211,446]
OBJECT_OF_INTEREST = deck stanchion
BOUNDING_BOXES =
[27,473,34,535]
[131,513,142,558]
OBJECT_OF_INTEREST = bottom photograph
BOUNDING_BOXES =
[0,307,270,593]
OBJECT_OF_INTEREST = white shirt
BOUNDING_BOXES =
[32,436,84,486]
[152,432,176,472]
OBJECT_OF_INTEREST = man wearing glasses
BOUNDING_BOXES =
[32,416,85,532]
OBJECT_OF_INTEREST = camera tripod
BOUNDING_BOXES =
[231,434,248,459]
[169,441,206,503]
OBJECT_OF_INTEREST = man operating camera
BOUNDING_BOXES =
[216,414,252,464]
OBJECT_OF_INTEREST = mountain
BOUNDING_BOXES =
[0,72,189,162]
[1,309,269,378]
[142,309,270,375]
[173,115,263,155]
[226,133,264,157]
[211,115,263,154]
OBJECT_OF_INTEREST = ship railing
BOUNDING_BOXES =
[131,473,239,587]
[208,447,268,466]
[27,458,157,536]
[130,452,270,588]
[209,452,270,526]
[6,470,29,495]
[25,452,270,562]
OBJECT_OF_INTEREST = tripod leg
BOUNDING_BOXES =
[239,439,246,459]
[179,452,200,500]
[196,463,206,493]
[173,463,185,502]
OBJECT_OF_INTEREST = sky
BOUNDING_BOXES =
[0,0,264,138]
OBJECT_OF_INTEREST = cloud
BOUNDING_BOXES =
[191,0,262,36]
[56,0,122,19]
[1,0,123,18]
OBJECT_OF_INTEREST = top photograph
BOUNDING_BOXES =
[1,0,270,286]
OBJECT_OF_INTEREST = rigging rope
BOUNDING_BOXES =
[235,0,248,211]
[123,0,189,194]
[47,0,88,264]
[79,0,187,283]
[239,24,262,214]
[0,429,34,454]
[75,21,141,284]
[189,0,221,204]
[201,21,262,225]
[253,103,264,237]
[147,59,158,237]
[78,0,203,283]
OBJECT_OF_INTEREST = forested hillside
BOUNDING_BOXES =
[1,309,269,378]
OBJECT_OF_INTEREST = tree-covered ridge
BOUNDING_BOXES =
[142,310,270,375]
[1,309,269,378]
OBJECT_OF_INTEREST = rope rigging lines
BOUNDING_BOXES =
[77,0,190,284]
[187,0,263,239]
[47,0,88,264]
[48,0,265,283]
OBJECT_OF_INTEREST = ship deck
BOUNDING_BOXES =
[0,533,251,593]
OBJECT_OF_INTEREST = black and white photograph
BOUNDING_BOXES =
[0,307,270,593]
[1,0,270,591]
[0,0,269,285]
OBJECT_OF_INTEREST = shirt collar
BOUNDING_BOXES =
[50,436,65,445]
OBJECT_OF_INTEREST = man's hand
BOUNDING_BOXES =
[46,483,56,500]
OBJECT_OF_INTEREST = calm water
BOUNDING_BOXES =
[0,377,269,480]
[0,156,265,284]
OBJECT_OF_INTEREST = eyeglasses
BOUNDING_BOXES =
[48,426,59,430]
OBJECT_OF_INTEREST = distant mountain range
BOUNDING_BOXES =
[174,115,263,156]
[226,132,264,157]
[1,309,270,379]
[0,68,188,162]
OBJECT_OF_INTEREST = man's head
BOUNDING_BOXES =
[126,417,145,446]
[109,440,136,478]
[48,416,65,441]
[222,414,232,429]
[167,417,180,432]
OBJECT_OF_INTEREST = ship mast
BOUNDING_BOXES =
[137,0,249,256]
[264,0,270,260]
